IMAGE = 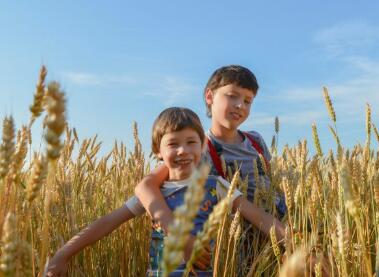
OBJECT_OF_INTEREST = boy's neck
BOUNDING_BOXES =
[210,126,242,144]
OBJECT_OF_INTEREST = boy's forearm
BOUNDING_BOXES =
[57,206,134,260]
[135,164,173,231]
[236,197,285,241]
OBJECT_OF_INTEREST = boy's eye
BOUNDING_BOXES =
[244,99,252,105]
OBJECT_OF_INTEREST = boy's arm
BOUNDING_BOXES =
[233,196,285,241]
[46,206,135,276]
[135,163,173,232]
[136,164,212,269]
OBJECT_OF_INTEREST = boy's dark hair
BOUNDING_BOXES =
[204,65,259,117]
[151,107,205,155]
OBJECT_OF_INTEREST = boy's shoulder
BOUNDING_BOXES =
[242,130,265,142]
[241,130,271,160]
[206,129,265,145]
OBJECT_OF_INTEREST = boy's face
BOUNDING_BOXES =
[205,84,255,131]
[157,127,203,181]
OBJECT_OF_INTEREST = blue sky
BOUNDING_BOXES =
[1,1,378,157]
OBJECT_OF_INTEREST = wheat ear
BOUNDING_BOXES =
[29,65,47,125]
[161,163,209,277]
[0,213,17,276]
[270,225,281,270]
[25,154,47,205]
[312,123,323,157]
[366,103,371,148]
[0,116,15,180]
[323,86,336,123]
[373,124,379,143]
[44,81,66,161]
[184,197,233,276]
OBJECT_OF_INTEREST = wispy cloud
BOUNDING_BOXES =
[313,21,379,58]
[266,21,379,127]
[61,72,136,86]
[142,76,200,106]
[62,71,201,106]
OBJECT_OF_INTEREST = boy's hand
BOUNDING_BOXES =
[45,251,69,277]
[183,235,211,270]
[193,243,211,270]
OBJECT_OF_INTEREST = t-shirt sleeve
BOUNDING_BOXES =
[124,195,146,216]
[216,176,242,202]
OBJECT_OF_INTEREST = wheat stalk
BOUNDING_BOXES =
[336,213,347,276]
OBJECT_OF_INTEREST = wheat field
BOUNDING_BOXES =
[0,66,378,276]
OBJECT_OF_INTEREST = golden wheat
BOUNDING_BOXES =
[1,69,379,276]
[29,65,47,124]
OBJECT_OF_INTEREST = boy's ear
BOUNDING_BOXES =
[205,89,213,105]
[157,153,163,160]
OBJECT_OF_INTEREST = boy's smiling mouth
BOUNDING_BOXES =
[174,158,193,165]
[230,112,242,120]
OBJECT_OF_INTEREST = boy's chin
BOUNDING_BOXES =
[171,173,191,181]
[170,169,193,181]
[223,121,241,130]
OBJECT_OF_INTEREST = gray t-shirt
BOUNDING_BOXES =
[125,175,242,216]
[206,130,271,202]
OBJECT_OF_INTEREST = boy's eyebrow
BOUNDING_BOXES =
[166,135,199,141]
[230,90,253,98]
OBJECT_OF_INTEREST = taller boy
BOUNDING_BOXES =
[204,65,275,204]
[136,65,286,233]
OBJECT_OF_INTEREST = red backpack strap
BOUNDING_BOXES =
[206,136,226,178]
[243,132,270,171]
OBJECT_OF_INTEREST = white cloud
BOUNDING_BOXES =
[61,72,199,106]
[268,22,379,127]
[142,76,200,106]
[270,60,379,127]
[313,21,379,57]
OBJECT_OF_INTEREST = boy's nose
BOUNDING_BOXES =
[177,145,188,154]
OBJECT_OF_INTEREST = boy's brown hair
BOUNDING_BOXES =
[151,107,205,155]
[204,65,259,117]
